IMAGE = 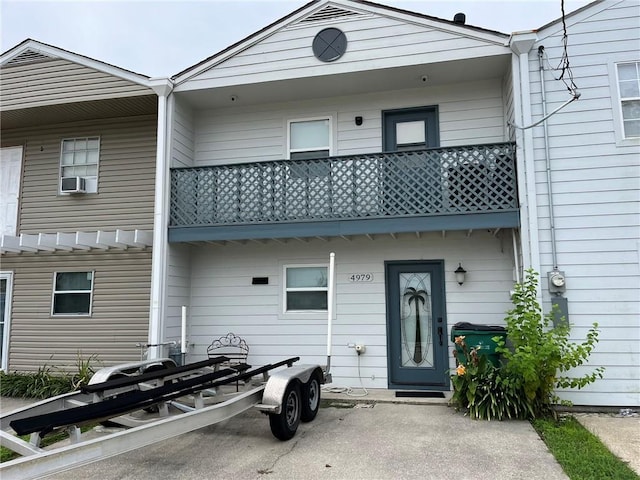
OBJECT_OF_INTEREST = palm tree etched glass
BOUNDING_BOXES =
[400,273,433,367]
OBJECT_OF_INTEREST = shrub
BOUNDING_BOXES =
[496,269,604,418]
[450,336,530,420]
[0,353,99,399]
[450,269,604,420]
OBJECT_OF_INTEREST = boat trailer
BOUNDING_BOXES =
[0,355,327,480]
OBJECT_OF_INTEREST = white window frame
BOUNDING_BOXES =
[59,136,100,194]
[616,61,640,139]
[0,271,14,372]
[51,271,95,317]
[282,264,329,314]
[609,58,640,146]
[286,116,334,160]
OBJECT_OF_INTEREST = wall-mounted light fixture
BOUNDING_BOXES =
[355,116,363,126]
[454,263,467,285]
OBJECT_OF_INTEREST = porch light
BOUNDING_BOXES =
[454,263,467,285]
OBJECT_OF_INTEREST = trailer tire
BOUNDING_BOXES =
[301,370,321,422]
[269,381,301,441]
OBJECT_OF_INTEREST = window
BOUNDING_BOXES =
[288,118,331,160]
[284,266,328,312]
[617,62,640,138]
[52,272,94,316]
[60,137,100,193]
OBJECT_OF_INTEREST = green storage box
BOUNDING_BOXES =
[451,322,507,367]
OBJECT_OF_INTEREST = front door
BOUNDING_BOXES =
[385,261,449,390]
[0,272,13,372]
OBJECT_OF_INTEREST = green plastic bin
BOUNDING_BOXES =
[451,322,506,367]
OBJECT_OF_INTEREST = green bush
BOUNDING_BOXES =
[496,269,604,418]
[450,269,604,420]
[0,353,99,399]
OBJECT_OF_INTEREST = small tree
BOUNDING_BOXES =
[497,269,604,417]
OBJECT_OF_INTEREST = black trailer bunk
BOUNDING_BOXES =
[1,356,325,480]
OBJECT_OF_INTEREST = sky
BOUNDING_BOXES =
[1,0,593,78]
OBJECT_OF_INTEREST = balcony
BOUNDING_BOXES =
[169,142,518,242]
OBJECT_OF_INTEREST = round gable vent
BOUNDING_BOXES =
[312,28,347,62]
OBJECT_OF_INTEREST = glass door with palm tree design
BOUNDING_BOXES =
[385,261,448,389]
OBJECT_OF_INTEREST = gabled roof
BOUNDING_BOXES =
[535,0,604,32]
[0,38,151,86]
[172,0,509,85]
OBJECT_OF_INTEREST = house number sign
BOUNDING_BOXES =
[348,273,373,282]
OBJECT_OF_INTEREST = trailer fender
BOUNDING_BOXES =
[89,358,176,384]
[255,365,323,415]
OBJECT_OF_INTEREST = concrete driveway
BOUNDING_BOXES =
[41,402,566,480]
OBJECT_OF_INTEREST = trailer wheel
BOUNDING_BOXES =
[269,381,301,441]
[301,370,321,422]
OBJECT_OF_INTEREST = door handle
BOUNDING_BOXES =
[437,326,443,346]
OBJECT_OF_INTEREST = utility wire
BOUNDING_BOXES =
[556,0,580,97]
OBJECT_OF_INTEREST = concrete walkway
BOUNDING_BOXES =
[1,393,637,479]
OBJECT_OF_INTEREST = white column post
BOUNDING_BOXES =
[147,78,173,359]
[509,33,541,279]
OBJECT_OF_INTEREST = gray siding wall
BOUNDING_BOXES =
[0,58,151,110]
[529,1,640,406]
[1,115,157,233]
[1,250,152,371]
[192,79,507,166]
[170,232,515,388]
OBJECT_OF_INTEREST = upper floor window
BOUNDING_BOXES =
[60,137,100,193]
[288,118,332,160]
[52,271,94,316]
[284,265,328,312]
[617,62,640,138]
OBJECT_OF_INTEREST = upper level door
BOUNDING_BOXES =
[382,107,440,214]
[0,147,23,236]
[383,106,439,151]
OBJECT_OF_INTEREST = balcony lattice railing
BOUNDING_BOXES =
[170,142,517,228]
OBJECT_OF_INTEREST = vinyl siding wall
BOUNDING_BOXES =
[1,115,157,233]
[170,231,515,388]
[1,250,152,371]
[186,11,506,88]
[0,58,151,110]
[528,1,640,406]
[171,99,195,168]
[191,79,508,166]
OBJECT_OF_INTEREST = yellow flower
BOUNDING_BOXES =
[456,364,466,376]
[454,336,465,345]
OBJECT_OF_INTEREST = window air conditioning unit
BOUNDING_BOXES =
[61,176,86,194]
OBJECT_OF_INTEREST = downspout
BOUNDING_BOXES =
[147,78,174,360]
[509,32,540,279]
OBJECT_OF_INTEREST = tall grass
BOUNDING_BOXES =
[0,353,99,399]
[533,416,639,480]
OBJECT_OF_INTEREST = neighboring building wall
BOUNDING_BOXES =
[0,58,150,110]
[1,115,157,233]
[178,231,515,388]
[1,113,158,372]
[529,1,640,406]
[191,79,508,165]
[1,250,152,371]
